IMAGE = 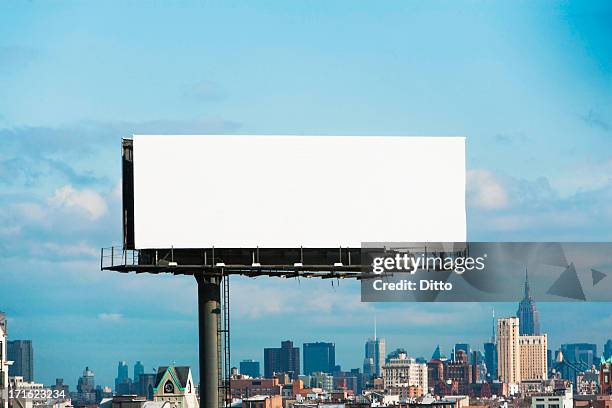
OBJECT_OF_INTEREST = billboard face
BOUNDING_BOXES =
[132,135,466,249]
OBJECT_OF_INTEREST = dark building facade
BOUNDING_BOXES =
[483,342,497,381]
[264,340,300,379]
[445,350,473,395]
[7,340,33,382]
[516,269,541,335]
[303,342,335,375]
[133,361,144,383]
[240,360,261,378]
[136,373,156,400]
[605,339,612,360]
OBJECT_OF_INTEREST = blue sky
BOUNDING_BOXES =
[1,0,611,388]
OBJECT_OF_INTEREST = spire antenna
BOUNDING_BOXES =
[374,315,377,341]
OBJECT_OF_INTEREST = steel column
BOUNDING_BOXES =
[196,274,220,408]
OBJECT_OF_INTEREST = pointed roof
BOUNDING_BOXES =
[524,268,530,298]
[155,366,191,390]
[431,345,442,360]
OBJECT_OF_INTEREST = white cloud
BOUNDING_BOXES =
[111,179,122,201]
[98,313,123,321]
[35,241,99,259]
[467,169,509,210]
[14,202,47,222]
[48,185,108,220]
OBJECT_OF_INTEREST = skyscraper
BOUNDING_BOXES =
[366,338,385,377]
[604,339,612,360]
[75,367,96,405]
[1,312,9,408]
[7,340,33,382]
[263,340,300,379]
[516,269,541,335]
[365,337,385,378]
[484,342,497,381]
[519,334,548,381]
[134,361,144,383]
[115,361,131,394]
[497,317,521,384]
[239,360,260,378]
[303,342,335,375]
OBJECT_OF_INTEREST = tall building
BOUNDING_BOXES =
[0,312,9,408]
[240,360,260,378]
[604,339,612,360]
[365,337,385,378]
[516,269,541,335]
[264,340,300,379]
[363,357,375,379]
[497,317,521,384]
[137,373,157,400]
[519,335,548,381]
[134,361,144,383]
[446,350,472,395]
[8,340,34,382]
[74,366,96,405]
[484,342,497,381]
[303,342,335,375]
[115,361,131,394]
[381,351,427,391]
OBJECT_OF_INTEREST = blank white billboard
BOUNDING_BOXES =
[132,135,466,248]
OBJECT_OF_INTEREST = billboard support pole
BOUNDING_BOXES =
[196,273,221,408]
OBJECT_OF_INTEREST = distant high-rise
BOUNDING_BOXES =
[7,340,33,382]
[303,342,335,375]
[364,320,385,379]
[115,361,131,394]
[264,340,300,379]
[1,312,9,408]
[483,342,497,381]
[381,352,427,391]
[363,357,375,379]
[604,339,612,360]
[497,317,521,384]
[137,373,157,400]
[134,361,144,383]
[516,269,541,335]
[519,335,548,381]
[75,366,96,405]
[239,360,260,378]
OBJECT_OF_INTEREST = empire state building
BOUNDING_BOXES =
[516,269,541,335]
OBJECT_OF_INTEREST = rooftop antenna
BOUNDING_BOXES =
[374,315,377,341]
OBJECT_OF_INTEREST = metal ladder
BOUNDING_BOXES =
[217,272,231,408]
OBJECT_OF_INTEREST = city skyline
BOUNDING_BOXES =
[3,302,612,390]
[1,0,611,390]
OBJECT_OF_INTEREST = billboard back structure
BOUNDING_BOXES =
[128,135,466,249]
